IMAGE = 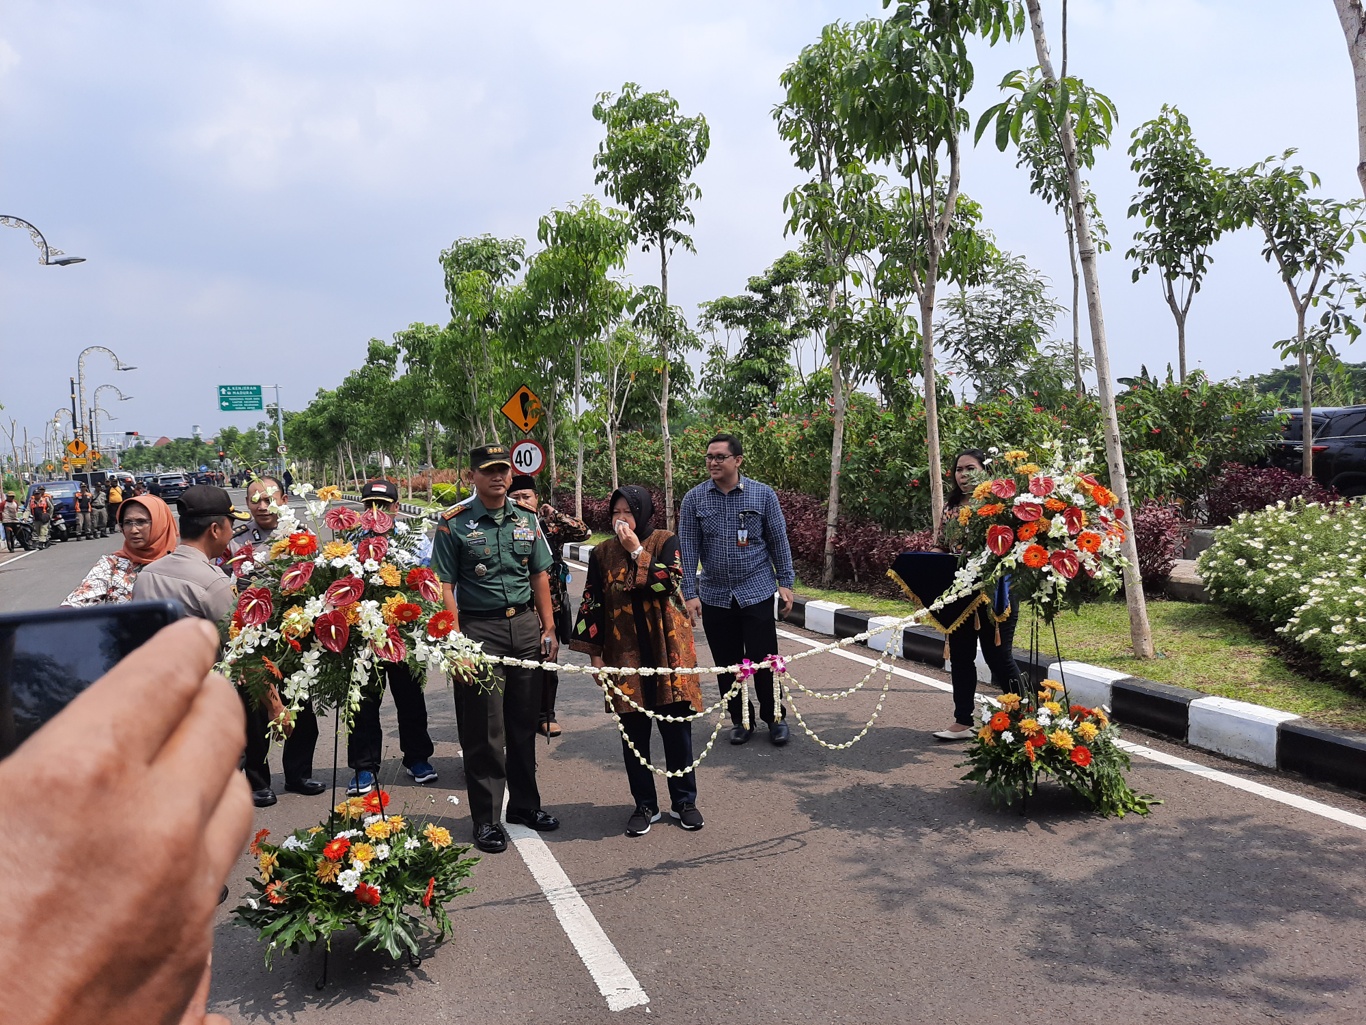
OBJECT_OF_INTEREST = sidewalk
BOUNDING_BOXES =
[561,542,1366,798]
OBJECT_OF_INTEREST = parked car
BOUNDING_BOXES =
[1264,405,1366,497]
[155,473,189,501]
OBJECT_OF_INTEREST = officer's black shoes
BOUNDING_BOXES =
[505,808,559,832]
[252,788,278,808]
[473,822,508,853]
[768,721,791,746]
[729,724,753,745]
[284,778,326,796]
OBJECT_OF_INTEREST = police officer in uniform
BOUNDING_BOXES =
[432,445,559,854]
[229,475,325,807]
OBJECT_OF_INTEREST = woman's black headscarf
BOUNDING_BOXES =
[610,485,655,534]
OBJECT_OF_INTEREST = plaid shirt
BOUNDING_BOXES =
[678,476,794,609]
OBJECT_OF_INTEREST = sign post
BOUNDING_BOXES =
[218,385,264,412]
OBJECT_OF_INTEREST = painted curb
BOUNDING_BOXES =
[778,595,1365,796]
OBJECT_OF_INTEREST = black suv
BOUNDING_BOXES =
[1265,405,1366,497]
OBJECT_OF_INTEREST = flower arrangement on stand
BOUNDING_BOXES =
[232,789,479,963]
[218,483,492,731]
[961,680,1154,817]
[944,442,1155,816]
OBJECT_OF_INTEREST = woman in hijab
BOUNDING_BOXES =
[571,485,705,837]
[62,496,179,606]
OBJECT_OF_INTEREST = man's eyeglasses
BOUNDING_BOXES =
[704,453,734,463]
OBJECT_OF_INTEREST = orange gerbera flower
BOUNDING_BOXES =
[989,711,1011,731]
[977,503,1005,517]
[265,880,288,905]
[1091,485,1115,507]
[249,828,270,857]
[1017,521,1040,541]
[322,837,351,862]
[285,532,317,557]
[1076,531,1103,553]
[1044,497,1067,512]
[1022,544,1049,568]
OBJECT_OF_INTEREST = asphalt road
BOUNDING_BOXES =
[5,517,1366,1023]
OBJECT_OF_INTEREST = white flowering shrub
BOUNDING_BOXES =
[1198,499,1366,682]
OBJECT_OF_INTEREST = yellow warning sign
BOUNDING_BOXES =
[66,439,88,457]
[500,385,542,435]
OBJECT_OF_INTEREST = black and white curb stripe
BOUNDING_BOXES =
[563,540,1365,797]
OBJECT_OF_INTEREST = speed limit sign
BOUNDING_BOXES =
[510,439,546,475]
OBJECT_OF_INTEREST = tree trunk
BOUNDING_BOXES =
[346,442,360,489]
[1066,214,1084,395]
[1299,307,1315,478]
[922,286,946,533]
[1176,311,1187,385]
[658,241,675,531]
[1334,0,1366,199]
[822,338,846,587]
[546,379,559,497]
[574,338,584,520]
[1026,0,1155,658]
[608,420,620,491]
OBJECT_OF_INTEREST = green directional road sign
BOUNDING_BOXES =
[218,384,264,412]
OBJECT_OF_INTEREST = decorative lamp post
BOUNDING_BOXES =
[0,215,86,266]
[76,347,136,448]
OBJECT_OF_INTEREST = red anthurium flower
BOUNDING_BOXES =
[986,524,1015,556]
[1049,549,1080,579]
[286,531,317,557]
[1029,475,1056,497]
[406,567,441,603]
[422,876,436,908]
[357,535,389,564]
[359,508,394,535]
[314,610,351,652]
[280,560,315,593]
[1070,745,1093,767]
[426,609,456,639]
[1013,501,1042,522]
[324,577,364,609]
[236,587,273,627]
[372,625,408,663]
[989,478,1016,499]
[354,882,382,907]
[225,542,253,577]
[1076,473,1099,488]
[324,506,362,531]
[1063,506,1085,535]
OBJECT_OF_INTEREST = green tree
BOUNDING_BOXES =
[977,66,1114,394]
[936,247,1064,397]
[840,0,1022,531]
[1126,105,1227,383]
[1229,151,1366,477]
[592,83,710,528]
[588,321,655,490]
[978,0,1155,657]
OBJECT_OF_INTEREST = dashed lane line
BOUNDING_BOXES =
[772,626,1366,834]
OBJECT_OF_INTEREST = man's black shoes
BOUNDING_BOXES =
[729,724,753,745]
[769,721,791,746]
[505,809,559,832]
[473,822,508,853]
[284,778,326,796]
[252,788,277,808]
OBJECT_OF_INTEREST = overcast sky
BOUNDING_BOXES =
[1,0,1359,453]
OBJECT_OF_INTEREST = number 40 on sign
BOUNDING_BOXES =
[510,439,545,476]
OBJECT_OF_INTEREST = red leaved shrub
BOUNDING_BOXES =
[1132,500,1185,588]
[1205,463,1338,526]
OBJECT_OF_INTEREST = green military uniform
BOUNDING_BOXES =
[432,478,555,834]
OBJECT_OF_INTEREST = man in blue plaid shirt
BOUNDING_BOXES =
[679,433,796,746]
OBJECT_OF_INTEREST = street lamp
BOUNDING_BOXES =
[91,384,132,458]
[1,215,86,266]
[76,346,135,447]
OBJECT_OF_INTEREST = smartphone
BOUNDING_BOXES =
[0,600,186,759]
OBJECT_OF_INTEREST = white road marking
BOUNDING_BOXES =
[0,549,38,570]
[773,626,1366,833]
[503,819,650,1012]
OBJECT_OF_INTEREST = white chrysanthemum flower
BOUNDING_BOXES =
[364,814,382,826]
[404,837,421,851]
[375,843,391,861]
[337,869,361,892]
[1000,731,1015,744]
[281,835,307,851]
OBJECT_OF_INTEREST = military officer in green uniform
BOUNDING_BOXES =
[432,444,560,854]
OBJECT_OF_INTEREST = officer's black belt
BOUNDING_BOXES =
[460,601,534,620]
